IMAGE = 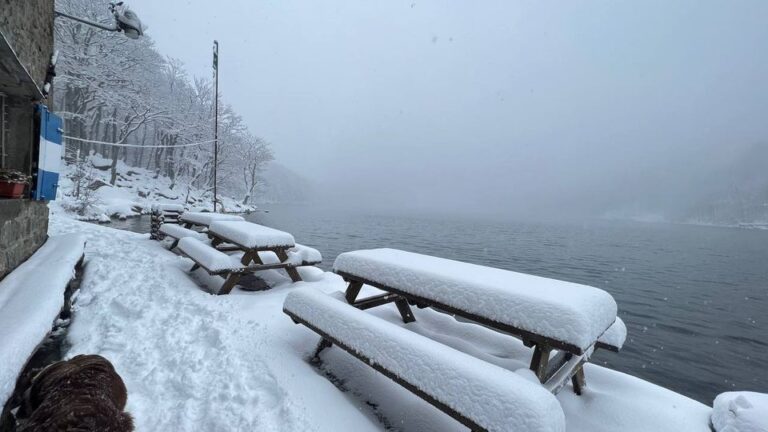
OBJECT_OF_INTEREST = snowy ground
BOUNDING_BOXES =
[48,215,714,432]
[52,154,255,222]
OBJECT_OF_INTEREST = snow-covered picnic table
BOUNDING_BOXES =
[175,221,321,294]
[333,248,626,394]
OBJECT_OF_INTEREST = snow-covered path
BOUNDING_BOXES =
[50,216,377,431]
[49,215,712,432]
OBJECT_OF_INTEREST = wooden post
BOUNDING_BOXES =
[344,281,364,304]
[530,344,552,382]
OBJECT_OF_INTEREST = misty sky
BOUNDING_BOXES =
[128,0,768,218]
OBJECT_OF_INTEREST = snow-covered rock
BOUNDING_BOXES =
[712,392,768,432]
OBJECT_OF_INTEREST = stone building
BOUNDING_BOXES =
[0,0,56,279]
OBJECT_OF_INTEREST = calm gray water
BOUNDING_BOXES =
[111,205,768,404]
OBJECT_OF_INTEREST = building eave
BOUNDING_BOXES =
[0,29,45,100]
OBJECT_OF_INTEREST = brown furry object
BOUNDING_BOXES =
[17,355,134,432]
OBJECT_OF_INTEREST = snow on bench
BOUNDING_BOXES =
[179,212,244,227]
[177,237,242,274]
[711,391,768,432]
[159,224,207,241]
[284,289,566,432]
[286,244,322,266]
[333,248,617,354]
[208,221,295,249]
[596,317,627,352]
[0,233,86,410]
[253,244,323,266]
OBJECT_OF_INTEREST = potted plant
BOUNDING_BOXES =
[0,169,31,198]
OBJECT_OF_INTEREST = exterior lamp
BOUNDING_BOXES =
[54,2,144,39]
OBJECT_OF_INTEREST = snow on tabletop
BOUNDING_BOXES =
[177,237,242,272]
[208,221,295,249]
[284,289,566,432]
[179,211,245,226]
[712,392,768,432]
[0,233,86,409]
[597,317,627,350]
[333,248,617,352]
[158,224,207,240]
[286,244,322,265]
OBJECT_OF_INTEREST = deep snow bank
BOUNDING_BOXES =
[0,233,85,410]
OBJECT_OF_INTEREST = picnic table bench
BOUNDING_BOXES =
[176,221,322,294]
[158,224,207,250]
[284,289,567,432]
[158,223,240,252]
[331,248,627,395]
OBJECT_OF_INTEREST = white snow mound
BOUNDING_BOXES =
[0,233,86,409]
[712,392,768,432]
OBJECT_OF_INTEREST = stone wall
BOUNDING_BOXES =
[0,200,49,280]
[0,0,55,87]
[0,0,55,279]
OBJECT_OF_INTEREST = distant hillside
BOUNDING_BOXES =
[604,143,768,229]
[256,163,312,204]
[679,143,768,227]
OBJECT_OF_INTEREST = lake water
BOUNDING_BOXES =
[110,204,768,404]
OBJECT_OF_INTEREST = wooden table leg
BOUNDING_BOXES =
[219,273,242,295]
[345,280,364,304]
[275,249,302,282]
[312,338,333,361]
[240,251,255,266]
[530,343,553,382]
[394,298,416,323]
[571,365,586,395]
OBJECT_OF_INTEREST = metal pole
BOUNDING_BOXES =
[54,10,119,32]
[1,94,6,169]
[213,40,219,212]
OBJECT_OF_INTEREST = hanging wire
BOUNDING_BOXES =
[62,135,217,148]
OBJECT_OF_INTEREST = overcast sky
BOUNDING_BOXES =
[128,0,768,219]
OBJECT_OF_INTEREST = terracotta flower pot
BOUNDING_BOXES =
[0,181,26,198]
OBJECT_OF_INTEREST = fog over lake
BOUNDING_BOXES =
[130,0,768,222]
